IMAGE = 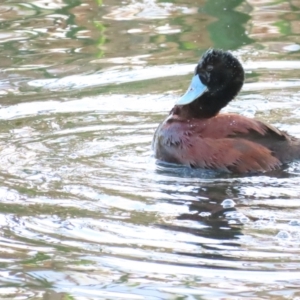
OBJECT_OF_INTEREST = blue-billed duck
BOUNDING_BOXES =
[152,49,300,173]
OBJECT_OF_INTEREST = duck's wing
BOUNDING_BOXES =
[243,122,300,163]
[199,114,289,141]
[200,114,299,163]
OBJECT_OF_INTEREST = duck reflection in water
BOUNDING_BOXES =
[153,49,300,173]
[158,181,244,241]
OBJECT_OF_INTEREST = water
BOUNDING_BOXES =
[1,0,300,299]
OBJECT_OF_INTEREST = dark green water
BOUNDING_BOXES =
[1,0,300,299]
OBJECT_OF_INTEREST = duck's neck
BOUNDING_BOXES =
[172,82,242,119]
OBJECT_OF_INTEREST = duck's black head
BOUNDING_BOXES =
[176,49,244,119]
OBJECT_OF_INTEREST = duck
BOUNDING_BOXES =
[152,49,300,173]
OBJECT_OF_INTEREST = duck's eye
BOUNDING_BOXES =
[206,65,213,72]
